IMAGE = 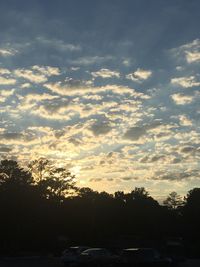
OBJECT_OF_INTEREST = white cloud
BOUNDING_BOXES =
[44,81,150,98]
[14,69,47,83]
[171,76,200,88]
[32,65,60,76]
[171,93,194,105]
[21,83,31,89]
[0,68,11,75]
[0,89,15,103]
[171,39,200,64]
[18,93,59,111]
[14,65,60,84]
[0,48,17,57]
[179,115,193,126]
[186,51,200,63]
[70,67,80,71]
[0,76,16,85]
[126,68,152,82]
[91,68,120,78]
[0,89,15,97]
[122,59,131,66]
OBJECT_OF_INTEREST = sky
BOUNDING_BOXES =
[0,0,200,200]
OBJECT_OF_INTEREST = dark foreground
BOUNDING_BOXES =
[0,257,200,267]
[0,257,61,267]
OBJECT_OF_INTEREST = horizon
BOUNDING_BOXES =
[0,0,200,199]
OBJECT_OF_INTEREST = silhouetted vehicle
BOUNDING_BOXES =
[61,246,90,266]
[119,248,172,267]
[79,248,119,267]
[166,241,186,265]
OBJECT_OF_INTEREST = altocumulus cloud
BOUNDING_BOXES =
[91,68,120,78]
[14,66,60,84]
[126,68,152,82]
[171,76,200,88]
[0,0,200,197]
[171,93,194,105]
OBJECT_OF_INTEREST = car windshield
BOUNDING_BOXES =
[82,248,108,256]
[64,247,82,254]
[123,249,159,260]
[138,249,156,259]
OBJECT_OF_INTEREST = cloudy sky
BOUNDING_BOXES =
[0,0,200,199]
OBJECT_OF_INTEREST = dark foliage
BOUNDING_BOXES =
[0,159,199,256]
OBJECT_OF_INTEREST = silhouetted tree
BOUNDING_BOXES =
[126,187,159,207]
[131,187,149,199]
[163,191,184,210]
[114,191,126,202]
[29,158,76,200]
[0,160,44,251]
[184,188,200,208]
[78,187,99,200]
[182,188,200,253]
[0,159,33,187]
[1,158,200,256]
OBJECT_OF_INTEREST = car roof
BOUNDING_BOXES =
[123,248,155,251]
[70,246,89,249]
[84,248,104,251]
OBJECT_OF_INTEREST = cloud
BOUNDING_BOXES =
[21,83,31,89]
[155,170,193,181]
[126,68,152,82]
[32,65,60,76]
[69,55,113,66]
[36,37,81,52]
[16,90,145,123]
[171,93,194,105]
[186,51,200,63]
[14,65,60,84]
[123,121,165,141]
[0,89,15,103]
[0,132,23,140]
[140,154,166,163]
[0,68,11,75]
[0,128,55,147]
[0,132,36,144]
[0,146,12,152]
[89,121,112,136]
[123,126,146,141]
[183,39,200,63]
[179,115,193,126]
[44,80,150,98]
[180,145,197,154]
[30,100,75,121]
[0,89,15,97]
[18,93,60,111]
[171,76,200,88]
[122,59,131,66]
[91,68,120,78]
[0,48,17,57]
[171,39,200,64]
[14,69,47,83]
[0,77,16,85]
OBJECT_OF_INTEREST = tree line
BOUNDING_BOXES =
[0,159,199,256]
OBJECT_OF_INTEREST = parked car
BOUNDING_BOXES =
[165,241,186,264]
[61,246,90,266]
[79,248,119,267]
[119,248,172,267]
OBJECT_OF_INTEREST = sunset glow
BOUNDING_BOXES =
[0,0,200,200]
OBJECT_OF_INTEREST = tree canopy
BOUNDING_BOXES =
[0,159,199,256]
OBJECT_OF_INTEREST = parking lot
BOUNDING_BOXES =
[0,257,62,267]
[0,257,200,267]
